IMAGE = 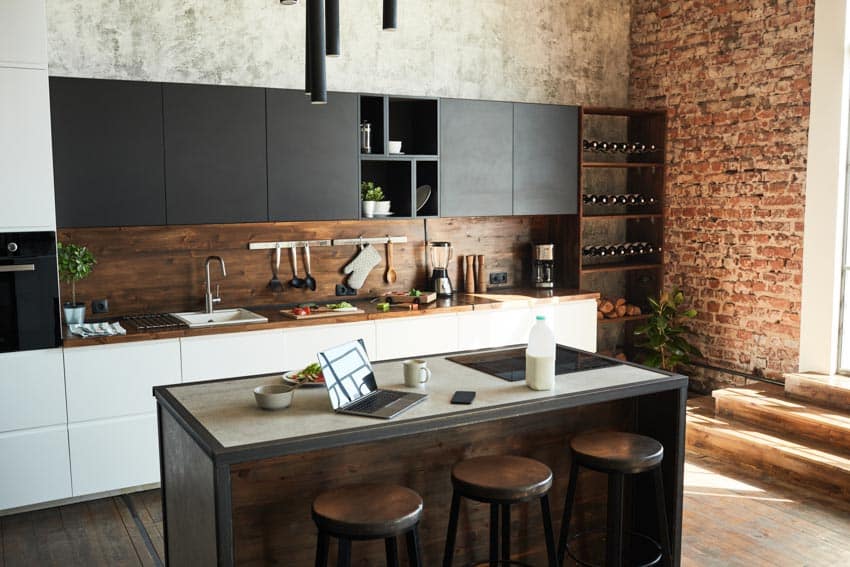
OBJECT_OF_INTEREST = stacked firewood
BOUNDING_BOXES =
[596,297,642,320]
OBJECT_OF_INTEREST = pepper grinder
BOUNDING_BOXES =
[465,255,475,293]
[476,255,486,292]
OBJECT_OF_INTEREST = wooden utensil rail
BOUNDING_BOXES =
[248,236,408,250]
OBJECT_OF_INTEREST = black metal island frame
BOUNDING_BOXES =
[154,346,687,566]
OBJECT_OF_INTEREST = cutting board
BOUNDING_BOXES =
[280,307,365,320]
[385,291,437,304]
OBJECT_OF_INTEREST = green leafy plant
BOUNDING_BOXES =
[360,181,385,201]
[634,288,702,371]
[57,242,96,306]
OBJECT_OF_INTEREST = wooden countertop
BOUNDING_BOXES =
[63,288,600,347]
[154,346,683,465]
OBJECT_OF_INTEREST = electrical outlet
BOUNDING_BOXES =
[335,284,357,297]
[489,272,508,285]
[91,298,109,314]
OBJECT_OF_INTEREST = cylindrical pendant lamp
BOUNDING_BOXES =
[326,0,340,56]
[309,0,327,104]
[304,0,311,95]
[383,0,397,30]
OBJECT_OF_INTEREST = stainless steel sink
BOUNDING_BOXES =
[172,308,268,328]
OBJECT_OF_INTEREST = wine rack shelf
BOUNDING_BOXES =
[583,161,665,169]
[583,213,662,221]
[581,261,662,274]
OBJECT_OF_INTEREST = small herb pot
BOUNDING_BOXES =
[362,200,377,218]
[63,303,86,325]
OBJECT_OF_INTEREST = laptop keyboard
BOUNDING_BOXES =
[345,390,406,413]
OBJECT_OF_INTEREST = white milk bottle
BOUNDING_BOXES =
[526,315,555,390]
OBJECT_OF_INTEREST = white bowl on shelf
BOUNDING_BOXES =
[388,140,403,154]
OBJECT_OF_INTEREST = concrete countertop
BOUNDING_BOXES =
[63,288,600,347]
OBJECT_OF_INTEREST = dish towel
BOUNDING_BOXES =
[68,322,127,338]
[343,243,382,289]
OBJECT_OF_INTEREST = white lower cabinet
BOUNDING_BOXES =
[0,348,66,432]
[180,329,287,382]
[491,305,540,347]
[68,413,159,497]
[0,425,71,510]
[374,314,459,360]
[283,321,376,370]
[553,300,597,351]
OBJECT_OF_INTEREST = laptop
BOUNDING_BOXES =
[317,339,427,419]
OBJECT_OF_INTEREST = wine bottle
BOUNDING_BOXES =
[597,194,610,205]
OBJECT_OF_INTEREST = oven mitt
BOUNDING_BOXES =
[343,244,381,289]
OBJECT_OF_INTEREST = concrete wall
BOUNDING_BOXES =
[46,0,631,107]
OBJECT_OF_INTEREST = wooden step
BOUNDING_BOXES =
[785,372,850,411]
[712,384,850,453]
[687,397,850,499]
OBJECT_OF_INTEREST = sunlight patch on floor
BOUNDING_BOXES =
[684,461,765,493]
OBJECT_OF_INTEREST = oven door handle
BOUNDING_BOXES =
[0,264,36,273]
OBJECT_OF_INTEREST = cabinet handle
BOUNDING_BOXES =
[0,264,35,272]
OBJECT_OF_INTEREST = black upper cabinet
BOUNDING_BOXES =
[267,90,358,221]
[440,99,513,217]
[163,83,267,225]
[50,77,166,227]
[513,103,578,215]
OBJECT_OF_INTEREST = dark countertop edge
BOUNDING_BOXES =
[154,362,686,467]
[65,288,600,348]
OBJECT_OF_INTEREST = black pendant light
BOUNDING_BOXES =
[304,0,311,95]
[308,0,327,104]
[326,0,340,56]
[383,0,397,30]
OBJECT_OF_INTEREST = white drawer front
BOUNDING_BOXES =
[283,321,376,370]
[375,314,459,360]
[490,306,536,347]
[0,425,72,511]
[457,311,495,351]
[554,300,597,351]
[68,413,159,497]
[64,339,181,422]
[0,349,66,432]
[180,329,286,382]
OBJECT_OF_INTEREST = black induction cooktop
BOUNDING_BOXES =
[447,346,621,382]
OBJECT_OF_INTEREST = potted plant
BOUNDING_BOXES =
[633,287,702,371]
[361,181,390,218]
[57,242,96,325]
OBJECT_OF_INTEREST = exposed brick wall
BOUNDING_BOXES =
[629,1,815,391]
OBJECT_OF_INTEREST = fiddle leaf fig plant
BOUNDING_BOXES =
[360,181,385,202]
[57,242,96,306]
[634,287,702,371]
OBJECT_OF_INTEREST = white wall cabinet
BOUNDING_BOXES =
[282,321,376,370]
[0,425,72,510]
[0,0,48,69]
[63,340,181,422]
[0,67,55,231]
[375,314,459,360]
[68,414,159,497]
[0,349,66,432]
[180,329,286,382]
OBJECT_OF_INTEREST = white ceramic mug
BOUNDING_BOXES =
[403,359,431,387]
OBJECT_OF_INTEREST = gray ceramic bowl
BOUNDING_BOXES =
[253,384,295,410]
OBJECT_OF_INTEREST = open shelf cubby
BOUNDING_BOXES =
[361,160,412,218]
[415,160,438,217]
[360,96,385,155]
[388,98,438,156]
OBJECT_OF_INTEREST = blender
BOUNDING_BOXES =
[428,241,453,297]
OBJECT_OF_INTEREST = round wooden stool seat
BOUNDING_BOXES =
[312,484,423,539]
[451,455,553,503]
[570,431,663,475]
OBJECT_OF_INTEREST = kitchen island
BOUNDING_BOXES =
[154,347,687,566]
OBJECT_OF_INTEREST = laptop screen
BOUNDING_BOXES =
[317,339,378,410]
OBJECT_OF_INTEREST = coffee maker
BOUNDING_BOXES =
[429,241,453,297]
[533,244,555,288]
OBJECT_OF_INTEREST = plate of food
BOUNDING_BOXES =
[283,362,326,388]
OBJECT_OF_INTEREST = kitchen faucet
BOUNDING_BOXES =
[204,256,227,314]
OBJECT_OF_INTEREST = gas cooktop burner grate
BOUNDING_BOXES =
[122,313,188,331]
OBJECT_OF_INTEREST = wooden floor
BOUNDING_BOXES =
[2,452,849,566]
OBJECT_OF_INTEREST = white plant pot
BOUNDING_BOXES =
[362,201,376,218]
[63,303,86,325]
[373,201,391,215]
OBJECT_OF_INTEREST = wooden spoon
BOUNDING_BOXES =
[385,240,398,284]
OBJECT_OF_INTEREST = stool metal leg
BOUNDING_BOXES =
[501,503,511,561]
[406,526,423,567]
[337,537,351,567]
[385,536,399,567]
[652,467,673,566]
[443,491,461,567]
[540,494,557,567]
[606,473,625,567]
[558,459,580,566]
[490,503,500,566]
[315,531,330,567]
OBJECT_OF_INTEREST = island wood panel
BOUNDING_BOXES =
[228,401,632,566]
[58,216,559,317]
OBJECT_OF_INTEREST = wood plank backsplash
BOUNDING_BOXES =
[59,216,564,317]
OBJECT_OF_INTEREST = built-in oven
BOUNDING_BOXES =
[0,231,61,352]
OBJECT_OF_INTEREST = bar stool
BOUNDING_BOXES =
[312,483,423,567]
[557,431,672,567]
[443,455,558,566]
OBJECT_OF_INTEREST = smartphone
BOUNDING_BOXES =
[450,390,476,405]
